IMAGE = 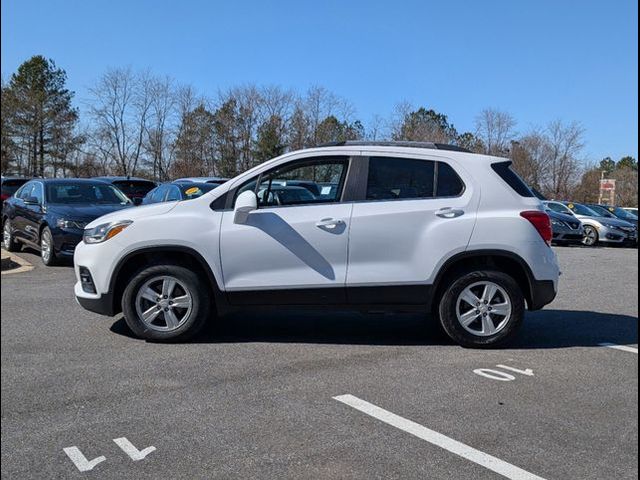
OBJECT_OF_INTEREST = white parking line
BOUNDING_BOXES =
[598,343,638,354]
[334,394,546,480]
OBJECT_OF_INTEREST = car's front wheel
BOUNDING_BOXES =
[3,218,21,252]
[438,270,525,348]
[582,225,599,246]
[40,227,58,266]
[122,263,210,341]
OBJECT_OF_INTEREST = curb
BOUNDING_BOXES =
[1,249,34,275]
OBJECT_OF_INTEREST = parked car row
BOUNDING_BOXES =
[544,200,638,247]
[1,175,229,265]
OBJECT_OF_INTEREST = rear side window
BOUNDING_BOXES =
[491,161,535,197]
[367,157,435,200]
[366,157,465,200]
[436,162,465,197]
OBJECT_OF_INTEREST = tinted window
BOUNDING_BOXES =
[113,180,156,198]
[367,157,435,200]
[46,183,130,205]
[1,179,29,196]
[436,162,465,197]
[491,162,535,197]
[546,202,570,214]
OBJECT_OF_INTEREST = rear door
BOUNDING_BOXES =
[346,154,478,304]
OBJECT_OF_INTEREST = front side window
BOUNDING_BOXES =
[17,183,34,200]
[31,183,44,204]
[367,157,435,200]
[235,157,349,208]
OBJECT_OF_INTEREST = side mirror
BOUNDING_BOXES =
[234,190,258,224]
[24,196,40,205]
[132,197,143,206]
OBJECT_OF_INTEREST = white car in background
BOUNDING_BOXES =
[74,141,560,348]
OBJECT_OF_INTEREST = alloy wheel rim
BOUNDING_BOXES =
[135,275,193,332]
[41,232,52,262]
[455,281,512,337]
[3,222,11,247]
[583,227,597,246]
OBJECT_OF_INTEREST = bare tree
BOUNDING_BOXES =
[475,108,517,156]
[88,67,153,176]
[543,120,585,199]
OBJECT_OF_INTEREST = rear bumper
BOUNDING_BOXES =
[528,279,557,310]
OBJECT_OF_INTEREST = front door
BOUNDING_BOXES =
[219,157,352,305]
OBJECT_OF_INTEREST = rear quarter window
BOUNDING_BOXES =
[491,161,535,197]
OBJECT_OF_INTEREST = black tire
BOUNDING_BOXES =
[3,218,21,252]
[582,225,599,247]
[40,227,58,266]
[438,270,525,348]
[122,263,210,342]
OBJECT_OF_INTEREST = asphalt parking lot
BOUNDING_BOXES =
[1,246,637,479]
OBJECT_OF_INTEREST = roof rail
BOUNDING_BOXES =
[316,140,471,153]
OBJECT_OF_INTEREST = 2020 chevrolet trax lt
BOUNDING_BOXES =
[74,142,559,348]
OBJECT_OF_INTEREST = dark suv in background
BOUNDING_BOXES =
[1,177,30,202]
[94,176,157,205]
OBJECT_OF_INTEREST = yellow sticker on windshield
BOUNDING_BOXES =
[568,203,574,209]
[609,207,615,211]
[185,187,200,196]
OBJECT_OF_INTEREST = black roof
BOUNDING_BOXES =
[317,140,471,153]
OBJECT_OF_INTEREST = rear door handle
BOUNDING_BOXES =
[436,207,465,219]
[316,218,345,230]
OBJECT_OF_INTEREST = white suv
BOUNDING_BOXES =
[74,142,559,348]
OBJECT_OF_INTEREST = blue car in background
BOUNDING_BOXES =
[2,178,133,266]
[142,182,218,205]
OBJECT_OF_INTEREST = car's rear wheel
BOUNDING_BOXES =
[122,263,210,342]
[40,227,58,266]
[3,218,20,252]
[438,270,525,348]
[582,225,598,246]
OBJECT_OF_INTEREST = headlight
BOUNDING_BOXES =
[550,219,564,227]
[83,220,133,244]
[56,218,86,230]
[602,222,621,230]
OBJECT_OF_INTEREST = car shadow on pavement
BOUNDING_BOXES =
[110,309,638,349]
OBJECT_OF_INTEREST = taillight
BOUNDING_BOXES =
[520,211,552,246]
[0,194,8,202]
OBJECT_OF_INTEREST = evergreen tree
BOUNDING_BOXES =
[3,55,79,176]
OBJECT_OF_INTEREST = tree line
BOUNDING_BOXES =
[1,55,637,206]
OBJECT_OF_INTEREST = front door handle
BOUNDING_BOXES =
[436,207,465,219]
[316,218,345,230]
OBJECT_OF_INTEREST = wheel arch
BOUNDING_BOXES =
[430,249,537,312]
[109,246,225,316]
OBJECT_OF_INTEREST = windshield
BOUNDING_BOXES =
[179,183,216,199]
[588,205,616,218]
[46,183,130,205]
[611,206,638,220]
[568,203,600,217]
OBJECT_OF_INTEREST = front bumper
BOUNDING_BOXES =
[74,281,116,316]
[598,225,637,243]
[52,227,83,257]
